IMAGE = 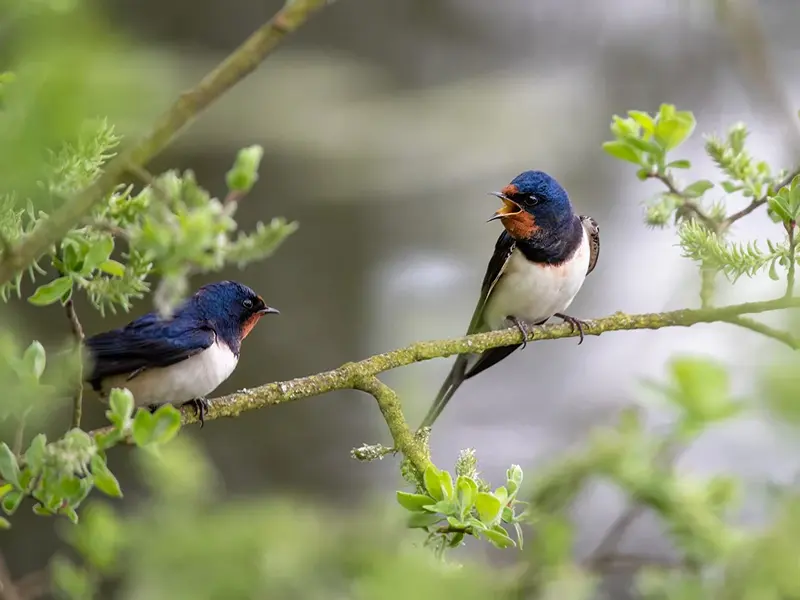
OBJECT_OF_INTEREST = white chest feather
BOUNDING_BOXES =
[102,341,239,407]
[482,227,591,331]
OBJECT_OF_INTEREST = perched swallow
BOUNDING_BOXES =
[85,280,279,426]
[420,170,599,428]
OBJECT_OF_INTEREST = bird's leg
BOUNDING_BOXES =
[553,313,587,345]
[183,397,210,428]
[508,316,531,349]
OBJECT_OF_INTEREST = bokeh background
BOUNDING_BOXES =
[3,0,800,597]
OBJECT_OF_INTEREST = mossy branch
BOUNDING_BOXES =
[0,0,330,285]
[90,295,800,472]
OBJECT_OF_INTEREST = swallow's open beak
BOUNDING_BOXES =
[258,306,280,316]
[487,191,522,222]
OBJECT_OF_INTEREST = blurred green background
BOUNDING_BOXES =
[2,0,800,598]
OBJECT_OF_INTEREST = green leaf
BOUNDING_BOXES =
[0,484,12,499]
[106,388,134,431]
[98,259,125,277]
[226,145,264,193]
[481,527,516,548]
[62,506,79,524]
[22,341,46,380]
[507,464,523,487]
[28,276,73,306]
[626,136,662,156]
[94,429,123,451]
[0,443,20,487]
[721,181,740,193]
[667,159,691,169]
[423,500,456,515]
[475,492,502,526]
[83,235,114,271]
[0,517,9,529]
[628,110,655,135]
[683,180,714,198]
[2,491,22,514]
[668,356,738,424]
[131,409,155,447]
[32,503,51,516]
[493,486,509,506]
[90,454,122,498]
[423,465,444,501]
[150,405,181,444]
[439,469,454,501]
[396,491,433,512]
[768,196,793,224]
[602,141,642,165]
[514,522,524,550]
[24,434,47,471]
[407,511,443,529]
[52,556,95,600]
[655,109,696,151]
[456,476,478,519]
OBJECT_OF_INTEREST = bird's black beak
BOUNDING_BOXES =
[258,306,280,316]
[487,191,522,222]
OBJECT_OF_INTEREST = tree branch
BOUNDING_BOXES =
[352,375,430,474]
[648,172,718,231]
[723,167,800,227]
[725,315,800,349]
[0,0,331,286]
[89,296,800,453]
[64,299,85,429]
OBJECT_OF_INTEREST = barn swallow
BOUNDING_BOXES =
[420,170,599,428]
[85,280,279,426]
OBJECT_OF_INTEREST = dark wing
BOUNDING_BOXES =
[419,231,516,429]
[85,312,215,387]
[580,215,600,276]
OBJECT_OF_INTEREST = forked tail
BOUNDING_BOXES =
[419,355,469,429]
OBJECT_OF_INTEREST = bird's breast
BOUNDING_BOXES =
[482,227,591,331]
[101,341,239,407]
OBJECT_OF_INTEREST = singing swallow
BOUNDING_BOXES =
[85,280,279,426]
[420,170,599,428]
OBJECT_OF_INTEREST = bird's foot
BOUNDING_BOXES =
[554,313,587,345]
[508,316,531,349]
[184,397,210,428]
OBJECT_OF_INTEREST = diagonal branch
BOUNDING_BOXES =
[89,296,800,463]
[0,0,331,286]
[65,298,85,429]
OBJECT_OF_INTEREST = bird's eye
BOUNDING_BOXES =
[526,194,540,206]
[243,299,253,309]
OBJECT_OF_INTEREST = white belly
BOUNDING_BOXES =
[482,228,590,331]
[101,341,239,407]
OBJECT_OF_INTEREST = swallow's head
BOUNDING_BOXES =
[487,170,574,240]
[193,280,279,340]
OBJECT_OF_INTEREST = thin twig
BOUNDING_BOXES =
[587,552,682,571]
[352,375,429,474]
[649,173,718,231]
[88,295,800,439]
[585,437,687,569]
[786,221,797,298]
[65,299,85,429]
[0,0,331,286]
[725,315,800,349]
[723,167,800,227]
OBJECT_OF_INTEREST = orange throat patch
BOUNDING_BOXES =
[501,211,539,240]
[240,314,262,340]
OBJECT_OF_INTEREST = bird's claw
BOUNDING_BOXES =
[184,397,210,428]
[554,313,586,344]
[509,316,531,349]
